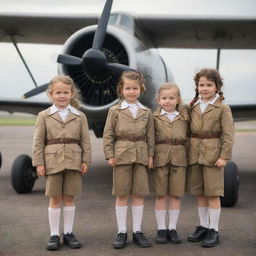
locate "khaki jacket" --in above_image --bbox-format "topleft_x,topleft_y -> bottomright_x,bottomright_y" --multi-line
153,107 -> 189,168
188,99 -> 234,166
103,101 -> 155,166
32,107 -> 92,175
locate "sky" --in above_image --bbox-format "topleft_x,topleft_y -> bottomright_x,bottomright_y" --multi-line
0,0 -> 256,104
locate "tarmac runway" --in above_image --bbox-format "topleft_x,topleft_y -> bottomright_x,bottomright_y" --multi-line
0,125 -> 256,256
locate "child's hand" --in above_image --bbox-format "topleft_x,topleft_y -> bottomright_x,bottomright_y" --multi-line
215,158 -> 227,168
148,156 -> 154,169
108,158 -> 116,167
37,165 -> 45,176
80,163 -> 89,174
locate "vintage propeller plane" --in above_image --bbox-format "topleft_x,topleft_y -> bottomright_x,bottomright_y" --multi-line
0,0 -> 256,207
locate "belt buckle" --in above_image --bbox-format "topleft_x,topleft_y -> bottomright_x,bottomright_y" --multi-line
59,137 -> 64,143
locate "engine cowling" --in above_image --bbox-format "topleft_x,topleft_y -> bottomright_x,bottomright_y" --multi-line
58,25 -> 173,137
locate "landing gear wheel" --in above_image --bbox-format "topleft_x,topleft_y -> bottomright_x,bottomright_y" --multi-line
11,154 -> 37,193
220,161 -> 239,207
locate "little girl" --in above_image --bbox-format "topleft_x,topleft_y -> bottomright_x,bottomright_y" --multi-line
186,68 -> 234,247
151,83 -> 188,244
103,71 -> 154,249
32,75 -> 91,250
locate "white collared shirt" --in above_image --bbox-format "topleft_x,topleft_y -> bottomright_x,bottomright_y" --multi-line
121,100 -> 146,118
50,104 -> 80,121
160,109 -> 179,121
195,95 -> 219,113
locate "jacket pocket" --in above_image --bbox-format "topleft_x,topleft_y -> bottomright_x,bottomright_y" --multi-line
44,149 -> 57,169
204,146 -> 221,165
73,148 -> 82,164
171,147 -> 187,167
115,147 -> 131,163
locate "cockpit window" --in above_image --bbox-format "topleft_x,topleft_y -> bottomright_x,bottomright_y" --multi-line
109,13 -> 134,34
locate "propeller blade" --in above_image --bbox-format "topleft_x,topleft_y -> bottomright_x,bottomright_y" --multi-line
57,54 -> 83,65
107,63 -> 135,75
92,0 -> 113,50
23,83 -> 49,99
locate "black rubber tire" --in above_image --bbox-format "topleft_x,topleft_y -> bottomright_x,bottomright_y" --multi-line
0,152 -> 2,169
11,154 -> 37,193
220,161 -> 239,207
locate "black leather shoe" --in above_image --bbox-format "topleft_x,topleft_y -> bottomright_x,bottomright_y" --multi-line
47,235 -> 60,250
168,229 -> 182,244
188,226 -> 209,242
63,233 -> 82,249
133,231 -> 152,248
113,232 -> 127,249
156,229 -> 168,244
201,229 -> 219,247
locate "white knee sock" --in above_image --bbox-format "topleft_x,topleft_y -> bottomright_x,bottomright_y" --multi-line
155,209 -> 166,230
132,205 -> 144,233
48,207 -> 61,236
198,207 -> 209,228
115,205 -> 128,233
168,209 -> 180,230
63,206 -> 75,234
209,208 -> 221,231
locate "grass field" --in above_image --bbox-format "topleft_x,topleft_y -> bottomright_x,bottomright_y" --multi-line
0,116 -> 256,132
0,117 -> 36,126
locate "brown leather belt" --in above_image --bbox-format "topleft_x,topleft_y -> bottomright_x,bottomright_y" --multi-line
115,136 -> 146,142
46,138 -> 80,145
156,139 -> 186,145
191,133 -> 220,139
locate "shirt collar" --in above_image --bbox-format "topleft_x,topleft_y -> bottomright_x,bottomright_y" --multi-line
120,100 -> 146,110
50,104 -> 80,115
195,94 -> 219,106
160,108 -> 179,116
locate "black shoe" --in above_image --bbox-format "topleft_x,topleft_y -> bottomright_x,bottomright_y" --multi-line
47,235 -> 60,250
156,229 -> 168,244
63,233 -> 82,249
187,226 -> 209,242
201,229 -> 219,247
133,231 -> 152,248
168,229 -> 182,244
113,232 -> 127,249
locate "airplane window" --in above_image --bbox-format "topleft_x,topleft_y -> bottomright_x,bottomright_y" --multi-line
109,14 -> 119,25
119,15 -> 134,30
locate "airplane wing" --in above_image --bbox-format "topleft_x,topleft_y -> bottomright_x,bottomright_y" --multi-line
0,98 -> 50,115
1,12 -> 256,49
229,104 -> 256,121
135,14 -> 256,49
0,13 -> 98,44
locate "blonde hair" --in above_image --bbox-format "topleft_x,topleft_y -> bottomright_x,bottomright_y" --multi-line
47,75 -> 81,109
116,71 -> 146,98
157,82 -> 188,120
157,82 -> 181,109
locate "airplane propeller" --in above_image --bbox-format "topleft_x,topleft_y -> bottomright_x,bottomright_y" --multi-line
23,83 -> 49,99
23,0 -> 133,99
57,0 -> 133,75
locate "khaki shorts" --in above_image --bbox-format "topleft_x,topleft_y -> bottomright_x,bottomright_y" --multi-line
45,169 -> 82,197
112,164 -> 150,196
151,165 -> 186,197
186,164 -> 224,196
